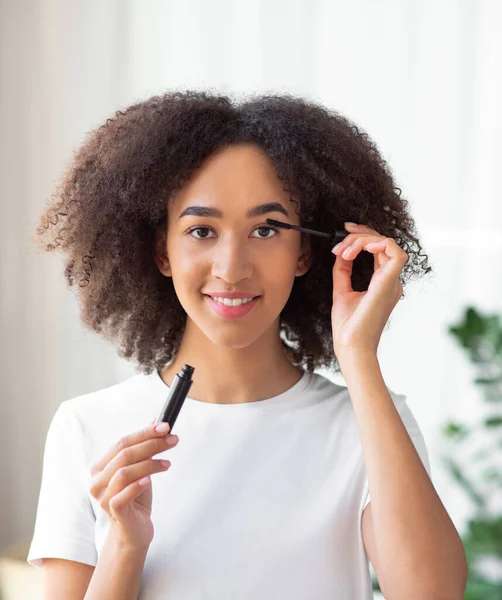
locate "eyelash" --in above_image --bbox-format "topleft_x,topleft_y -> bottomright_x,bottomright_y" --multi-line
186,225 -> 280,240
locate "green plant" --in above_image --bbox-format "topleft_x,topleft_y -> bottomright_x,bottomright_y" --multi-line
443,306 -> 502,598
371,306 -> 502,598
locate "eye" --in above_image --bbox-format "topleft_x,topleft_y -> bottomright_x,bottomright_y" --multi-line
251,226 -> 279,239
186,225 -> 279,240
187,226 -> 215,240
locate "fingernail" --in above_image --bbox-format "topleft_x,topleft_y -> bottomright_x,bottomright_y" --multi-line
345,222 -> 358,227
332,242 -> 343,252
155,422 -> 170,433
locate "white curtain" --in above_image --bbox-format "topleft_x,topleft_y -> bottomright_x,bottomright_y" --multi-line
1,0 -> 501,557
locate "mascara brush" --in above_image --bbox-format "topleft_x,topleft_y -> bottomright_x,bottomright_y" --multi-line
265,218 -> 349,247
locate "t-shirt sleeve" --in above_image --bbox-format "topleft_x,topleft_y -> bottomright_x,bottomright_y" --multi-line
27,401 -> 98,568
360,392 -> 432,513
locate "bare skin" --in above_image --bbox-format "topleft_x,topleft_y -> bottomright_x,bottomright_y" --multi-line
89,421 -> 178,549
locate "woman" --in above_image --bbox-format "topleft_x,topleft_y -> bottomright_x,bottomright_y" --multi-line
27,91 -> 467,599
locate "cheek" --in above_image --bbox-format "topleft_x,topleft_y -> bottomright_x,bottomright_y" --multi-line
168,244 -> 203,275
167,248 -> 205,303
276,256 -> 298,281
272,242 -> 301,271
258,250 -> 300,297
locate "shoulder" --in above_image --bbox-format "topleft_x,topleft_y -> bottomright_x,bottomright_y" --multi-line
308,369 -> 406,404
52,372 -> 160,456
315,370 -> 407,404
61,372 -> 155,419
307,370 -> 409,429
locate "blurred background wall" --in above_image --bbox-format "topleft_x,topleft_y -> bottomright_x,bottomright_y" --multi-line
1,0 -> 501,576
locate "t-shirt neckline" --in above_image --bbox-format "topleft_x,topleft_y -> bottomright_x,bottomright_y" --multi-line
146,367 -> 314,414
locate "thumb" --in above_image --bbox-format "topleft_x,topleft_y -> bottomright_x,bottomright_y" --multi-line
332,253 -> 353,297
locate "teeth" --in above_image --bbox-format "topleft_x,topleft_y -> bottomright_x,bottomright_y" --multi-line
211,296 -> 256,306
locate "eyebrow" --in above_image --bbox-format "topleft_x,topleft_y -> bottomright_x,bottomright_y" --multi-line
178,202 -> 289,220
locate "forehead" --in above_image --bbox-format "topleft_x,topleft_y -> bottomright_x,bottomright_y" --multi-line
169,143 -> 289,209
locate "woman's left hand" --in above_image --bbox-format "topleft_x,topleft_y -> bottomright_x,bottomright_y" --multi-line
331,222 -> 409,356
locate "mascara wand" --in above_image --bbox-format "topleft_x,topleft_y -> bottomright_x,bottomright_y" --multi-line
265,218 -> 349,247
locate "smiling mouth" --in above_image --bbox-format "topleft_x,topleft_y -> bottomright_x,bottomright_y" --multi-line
203,294 -> 261,306
203,294 -> 261,319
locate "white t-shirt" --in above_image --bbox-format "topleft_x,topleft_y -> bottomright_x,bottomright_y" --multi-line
28,368 -> 432,599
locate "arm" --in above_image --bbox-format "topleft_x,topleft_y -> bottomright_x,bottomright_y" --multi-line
338,349 -> 468,600
84,531 -> 149,600
42,559 -> 94,599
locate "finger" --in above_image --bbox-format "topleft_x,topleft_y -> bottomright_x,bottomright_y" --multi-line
364,239 -> 392,270
332,244 -> 355,295
366,238 -> 408,276
91,434 -> 178,500
90,422 -> 170,476
106,457 -> 171,500
332,234 -> 388,297
333,234 -> 385,260
109,477 -> 152,513
106,458 -> 171,513
332,232 -> 379,256
104,434 -> 178,481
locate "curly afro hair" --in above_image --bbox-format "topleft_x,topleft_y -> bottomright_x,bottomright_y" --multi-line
33,90 -> 432,375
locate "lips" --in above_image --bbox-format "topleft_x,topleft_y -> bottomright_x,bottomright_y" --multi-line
204,294 -> 260,319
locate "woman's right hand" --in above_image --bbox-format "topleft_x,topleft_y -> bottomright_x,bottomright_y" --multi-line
89,420 -> 179,550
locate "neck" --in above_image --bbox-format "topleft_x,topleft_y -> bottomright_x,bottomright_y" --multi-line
159,319 -> 303,404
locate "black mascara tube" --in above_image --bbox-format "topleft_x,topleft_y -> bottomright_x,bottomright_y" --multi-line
155,364 -> 195,433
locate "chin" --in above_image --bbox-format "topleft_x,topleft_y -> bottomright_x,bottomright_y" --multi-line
199,327 -> 265,350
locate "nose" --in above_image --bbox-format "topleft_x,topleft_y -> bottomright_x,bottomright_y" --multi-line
210,235 -> 254,283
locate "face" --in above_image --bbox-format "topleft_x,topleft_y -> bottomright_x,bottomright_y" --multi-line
155,143 -> 312,350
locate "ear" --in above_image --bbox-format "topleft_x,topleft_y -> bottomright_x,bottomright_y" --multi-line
153,227 -> 172,277
295,237 -> 312,277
